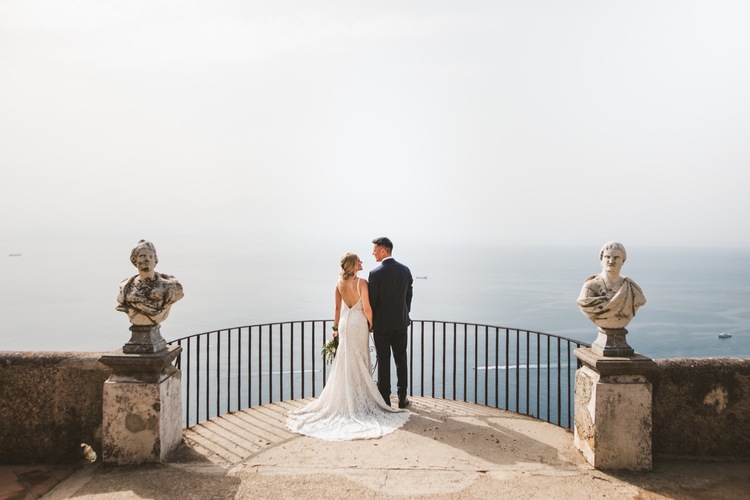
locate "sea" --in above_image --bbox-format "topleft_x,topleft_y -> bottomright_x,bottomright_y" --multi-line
2,238 -> 749,360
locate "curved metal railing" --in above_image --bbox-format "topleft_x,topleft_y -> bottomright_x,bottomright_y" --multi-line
169,320 -> 589,429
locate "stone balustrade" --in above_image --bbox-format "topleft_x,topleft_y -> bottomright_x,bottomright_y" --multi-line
2,351 -> 748,465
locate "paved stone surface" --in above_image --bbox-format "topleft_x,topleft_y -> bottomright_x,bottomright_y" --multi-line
2,398 -> 748,499
0,464 -> 81,500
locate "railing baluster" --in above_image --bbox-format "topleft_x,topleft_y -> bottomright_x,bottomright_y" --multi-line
196,335 -> 201,424
504,328 -> 509,410
314,322 -> 319,395
322,321 -> 327,388
546,335 -> 551,424
536,333 -> 540,419
473,325 -> 478,405
299,322 -> 304,399
463,324 -> 468,402
515,329 -> 520,413
183,339 -> 190,427
452,323 -> 457,400
441,322 -> 446,399
567,340 -> 572,429
257,325 -> 262,406
247,326 -> 253,408
494,327 -> 499,409
204,334 -> 209,422
216,331 -> 221,418
431,321 -> 436,399
557,337 -> 562,426
236,328 -> 241,412
269,325 -> 274,404
280,323 -> 285,403
482,326 -> 488,405
228,329 -> 233,413
419,321 -> 424,398
525,330 -> 530,416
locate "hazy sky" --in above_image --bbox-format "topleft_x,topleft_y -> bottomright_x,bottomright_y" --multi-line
2,1 -> 749,248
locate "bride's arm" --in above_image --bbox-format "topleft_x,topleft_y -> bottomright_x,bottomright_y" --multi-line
360,279 -> 374,330
333,282 -> 342,337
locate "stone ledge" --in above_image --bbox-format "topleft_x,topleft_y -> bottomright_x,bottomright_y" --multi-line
99,345 -> 181,383
574,347 -> 658,377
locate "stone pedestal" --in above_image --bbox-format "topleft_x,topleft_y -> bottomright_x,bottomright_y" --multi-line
573,347 -> 657,471
99,345 -> 182,465
591,327 -> 634,357
124,324 -> 168,354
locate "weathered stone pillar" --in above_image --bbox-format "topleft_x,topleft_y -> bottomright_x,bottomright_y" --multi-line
573,347 -> 657,471
99,345 -> 182,465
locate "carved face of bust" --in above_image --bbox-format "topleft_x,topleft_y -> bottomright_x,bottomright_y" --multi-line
600,248 -> 625,276
135,249 -> 157,275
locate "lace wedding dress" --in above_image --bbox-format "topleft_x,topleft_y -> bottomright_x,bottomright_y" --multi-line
286,280 -> 409,441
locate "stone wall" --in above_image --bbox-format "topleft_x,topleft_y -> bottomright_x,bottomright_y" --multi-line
652,358 -> 750,459
0,352 -> 111,464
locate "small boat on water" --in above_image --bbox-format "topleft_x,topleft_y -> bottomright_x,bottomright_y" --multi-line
415,276 -> 427,279
718,332 -> 732,339
9,254 -> 22,257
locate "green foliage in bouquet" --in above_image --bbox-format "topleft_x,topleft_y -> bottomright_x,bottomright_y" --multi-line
322,335 -> 339,364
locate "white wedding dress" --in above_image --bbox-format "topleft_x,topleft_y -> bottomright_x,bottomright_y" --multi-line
286,279 -> 409,441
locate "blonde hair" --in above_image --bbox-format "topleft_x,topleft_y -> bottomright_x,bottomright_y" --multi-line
340,253 -> 359,280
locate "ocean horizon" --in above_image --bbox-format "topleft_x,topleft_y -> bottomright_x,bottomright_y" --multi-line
1,238 -> 748,360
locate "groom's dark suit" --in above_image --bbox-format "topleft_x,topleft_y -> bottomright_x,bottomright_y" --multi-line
368,257 -> 413,406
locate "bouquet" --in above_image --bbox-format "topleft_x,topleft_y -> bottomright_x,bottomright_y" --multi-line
322,335 -> 339,364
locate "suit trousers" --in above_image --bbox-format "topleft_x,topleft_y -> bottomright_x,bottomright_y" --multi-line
374,328 -> 408,405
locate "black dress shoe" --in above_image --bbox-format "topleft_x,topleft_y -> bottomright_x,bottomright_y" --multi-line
398,396 -> 410,409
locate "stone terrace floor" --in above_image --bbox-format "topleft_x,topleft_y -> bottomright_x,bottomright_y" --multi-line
3,397 -> 749,499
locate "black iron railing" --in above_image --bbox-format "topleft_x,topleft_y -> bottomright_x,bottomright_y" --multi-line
170,320 -> 589,429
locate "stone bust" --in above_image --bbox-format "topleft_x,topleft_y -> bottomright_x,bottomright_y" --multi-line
116,240 -> 184,326
577,241 -> 646,330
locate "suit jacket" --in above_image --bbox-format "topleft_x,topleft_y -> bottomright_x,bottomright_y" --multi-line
368,258 -> 413,332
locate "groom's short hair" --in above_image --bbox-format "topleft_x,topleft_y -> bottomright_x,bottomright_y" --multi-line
372,237 -> 393,251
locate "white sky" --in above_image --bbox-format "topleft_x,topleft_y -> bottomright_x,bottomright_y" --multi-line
2,0 -> 749,248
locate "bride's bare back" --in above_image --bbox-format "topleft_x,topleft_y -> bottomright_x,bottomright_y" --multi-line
339,277 -> 362,307
337,277 -> 373,327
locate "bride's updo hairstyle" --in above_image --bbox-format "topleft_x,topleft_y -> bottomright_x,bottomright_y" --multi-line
340,253 -> 359,280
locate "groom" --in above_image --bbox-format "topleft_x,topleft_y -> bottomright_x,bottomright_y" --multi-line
368,237 -> 413,409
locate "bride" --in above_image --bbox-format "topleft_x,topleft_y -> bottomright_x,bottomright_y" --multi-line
286,252 -> 409,440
